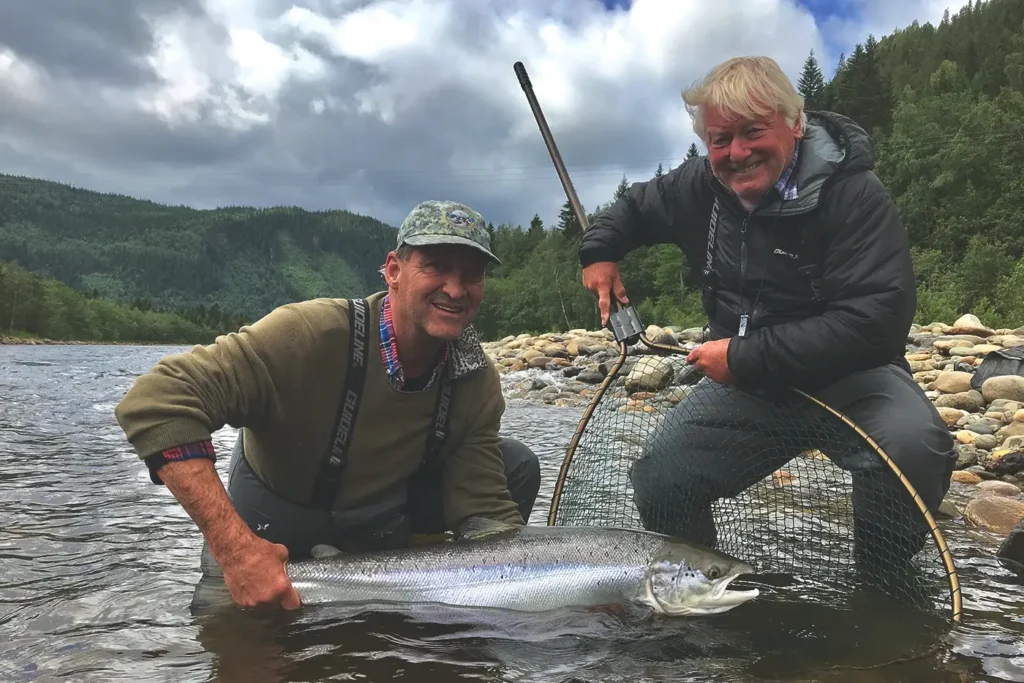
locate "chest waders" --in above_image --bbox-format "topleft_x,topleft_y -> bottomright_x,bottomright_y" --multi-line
224,298 -> 455,558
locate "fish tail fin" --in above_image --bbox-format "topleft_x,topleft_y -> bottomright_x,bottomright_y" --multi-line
187,543 -> 236,615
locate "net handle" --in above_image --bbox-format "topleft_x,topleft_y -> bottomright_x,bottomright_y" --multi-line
548,336 -> 962,624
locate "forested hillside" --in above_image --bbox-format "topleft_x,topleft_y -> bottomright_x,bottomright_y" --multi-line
475,0 -> 1024,340
2,0 -> 1022,344
0,173 -> 396,334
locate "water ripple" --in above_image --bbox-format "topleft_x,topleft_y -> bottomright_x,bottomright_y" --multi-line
1,344 -> 1021,682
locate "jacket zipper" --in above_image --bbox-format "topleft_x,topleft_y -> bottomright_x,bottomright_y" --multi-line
737,216 -> 750,336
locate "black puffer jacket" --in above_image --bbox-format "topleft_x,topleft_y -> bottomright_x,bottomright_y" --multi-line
579,111 -> 916,391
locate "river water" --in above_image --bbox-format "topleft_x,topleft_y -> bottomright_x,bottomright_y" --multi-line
2,343 -> 1022,682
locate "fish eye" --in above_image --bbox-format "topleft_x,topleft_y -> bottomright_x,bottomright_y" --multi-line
706,566 -> 722,580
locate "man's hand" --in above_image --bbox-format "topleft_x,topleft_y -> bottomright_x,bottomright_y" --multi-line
687,338 -> 737,384
212,533 -> 301,610
581,261 -> 629,327
157,457 -> 301,610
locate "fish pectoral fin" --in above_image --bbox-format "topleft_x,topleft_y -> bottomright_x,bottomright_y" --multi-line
310,544 -> 344,559
455,516 -> 519,541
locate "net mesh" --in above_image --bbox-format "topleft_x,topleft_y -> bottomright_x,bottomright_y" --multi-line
548,340 -> 961,623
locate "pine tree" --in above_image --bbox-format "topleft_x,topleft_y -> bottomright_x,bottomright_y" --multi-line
557,200 -> 583,240
685,143 -> 700,159
797,49 -> 827,110
655,162 -> 664,177
526,213 -> 545,250
613,174 -> 629,201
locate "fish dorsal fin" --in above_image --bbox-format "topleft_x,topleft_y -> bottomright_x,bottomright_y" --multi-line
310,544 -> 344,559
457,516 -> 518,541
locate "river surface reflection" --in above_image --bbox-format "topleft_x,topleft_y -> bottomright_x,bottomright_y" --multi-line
1,344 -> 1022,682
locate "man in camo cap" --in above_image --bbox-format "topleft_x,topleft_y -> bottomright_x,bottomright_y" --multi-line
396,199 -> 501,264
115,198 -> 540,613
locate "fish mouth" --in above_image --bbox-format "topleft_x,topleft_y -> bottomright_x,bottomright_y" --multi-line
653,574 -> 760,617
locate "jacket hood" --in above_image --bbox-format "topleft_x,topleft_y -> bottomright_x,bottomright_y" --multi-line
771,110 -> 875,215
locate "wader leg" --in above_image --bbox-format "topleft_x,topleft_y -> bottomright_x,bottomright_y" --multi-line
499,437 -> 542,524
810,364 -> 956,575
629,379 -> 801,548
409,436 -> 542,534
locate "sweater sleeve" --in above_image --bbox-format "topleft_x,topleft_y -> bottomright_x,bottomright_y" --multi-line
442,367 -> 524,530
114,301 -> 329,461
726,171 -> 916,389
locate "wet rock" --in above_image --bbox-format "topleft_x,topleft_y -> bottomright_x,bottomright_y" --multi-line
967,465 -> 999,480
963,495 -> 1024,535
955,444 -> 981,469
1001,335 -> 1024,348
934,392 -> 983,412
974,434 -> 1000,451
986,450 -> 1024,476
997,521 -> 1024,575
982,376 -> 1024,403
576,370 -> 604,385
950,313 -> 995,337
933,371 -> 974,394
965,418 -> 1003,435
625,357 -> 674,393
998,423 -> 1024,442
976,480 -> 1022,497
936,407 -> 965,427
956,430 -> 978,446
951,470 -> 982,484
542,344 -> 569,359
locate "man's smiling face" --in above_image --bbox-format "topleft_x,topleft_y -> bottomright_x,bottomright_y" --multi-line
703,105 -> 801,207
385,244 -> 487,343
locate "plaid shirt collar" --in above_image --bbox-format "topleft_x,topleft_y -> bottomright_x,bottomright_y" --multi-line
775,144 -> 800,201
379,294 -> 450,391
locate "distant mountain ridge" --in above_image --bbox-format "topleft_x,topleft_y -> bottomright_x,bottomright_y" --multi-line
0,173 -> 397,322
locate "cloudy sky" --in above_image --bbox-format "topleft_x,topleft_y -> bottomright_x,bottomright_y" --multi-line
0,0 -> 969,231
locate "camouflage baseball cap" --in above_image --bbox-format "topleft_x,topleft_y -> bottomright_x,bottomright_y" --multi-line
396,200 -> 500,265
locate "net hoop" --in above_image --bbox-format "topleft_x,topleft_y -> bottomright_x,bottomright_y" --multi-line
546,333 -> 963,625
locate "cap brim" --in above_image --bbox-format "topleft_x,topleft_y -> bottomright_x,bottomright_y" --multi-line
401,234 -> 501,265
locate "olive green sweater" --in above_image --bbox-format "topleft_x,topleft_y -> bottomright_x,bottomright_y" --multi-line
113,292 -> 524,529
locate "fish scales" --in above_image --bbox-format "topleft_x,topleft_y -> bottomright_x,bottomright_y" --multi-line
284,520 -> 759,615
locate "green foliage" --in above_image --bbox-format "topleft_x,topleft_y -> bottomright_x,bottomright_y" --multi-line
798,50 -> 828,110
0,174 -> 396,329
0,261 -> 223,343
5,0 -> 1024,344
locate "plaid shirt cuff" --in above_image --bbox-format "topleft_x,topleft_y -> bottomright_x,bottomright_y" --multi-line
144,439 -> 216,484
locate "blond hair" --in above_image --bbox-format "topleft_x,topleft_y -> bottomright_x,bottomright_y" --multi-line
682,56 -> 806,139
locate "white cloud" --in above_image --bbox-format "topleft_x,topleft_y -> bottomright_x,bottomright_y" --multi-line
0,47 -> 46,104
0,0 -> 958,230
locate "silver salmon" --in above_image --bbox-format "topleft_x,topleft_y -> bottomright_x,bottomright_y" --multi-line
286,518 -> 759,616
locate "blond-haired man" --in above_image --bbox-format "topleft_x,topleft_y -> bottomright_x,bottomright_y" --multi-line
579,57 -> 955,572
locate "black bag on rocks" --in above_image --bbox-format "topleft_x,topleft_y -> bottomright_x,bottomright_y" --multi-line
970,346 -> 1024,392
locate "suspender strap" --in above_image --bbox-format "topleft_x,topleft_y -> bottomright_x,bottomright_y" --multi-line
421,370 -> 454,469
310,298 -> 370,511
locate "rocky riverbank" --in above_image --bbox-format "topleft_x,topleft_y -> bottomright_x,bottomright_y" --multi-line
0,335 -> 167,346
483,314 -> 1024,558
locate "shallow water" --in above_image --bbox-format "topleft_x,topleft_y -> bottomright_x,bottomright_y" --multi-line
1,344 -> 1022,682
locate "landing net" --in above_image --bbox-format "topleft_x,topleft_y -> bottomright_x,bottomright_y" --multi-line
547,335 -> 962,624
